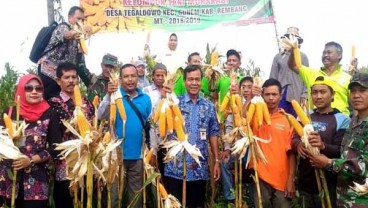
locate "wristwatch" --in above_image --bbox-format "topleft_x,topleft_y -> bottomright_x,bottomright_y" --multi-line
30,159 -> 35,167
325,161 -> 333,172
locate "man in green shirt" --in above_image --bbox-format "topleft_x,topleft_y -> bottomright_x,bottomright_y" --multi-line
289,41 -> 351,116
173,52 -> 210,97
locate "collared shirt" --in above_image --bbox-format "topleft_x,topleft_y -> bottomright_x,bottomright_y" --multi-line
270,51 -> 309,102
174,74 -> 210,97
48,91 -> 94,181
332,116 -> 368,207
299,65 -> 351,116
164,94 -> 220,181
97,88 -> 152,160
40,23 -> 80,80
143,84 -> 162,151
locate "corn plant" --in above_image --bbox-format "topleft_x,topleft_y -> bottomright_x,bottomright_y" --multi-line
0,63 -> 18,112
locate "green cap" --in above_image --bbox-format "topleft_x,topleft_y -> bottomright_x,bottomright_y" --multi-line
102,53 -> 118,67
348,72 -> 368,89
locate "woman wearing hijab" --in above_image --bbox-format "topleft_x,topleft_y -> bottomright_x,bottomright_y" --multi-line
0,74 -> 62,208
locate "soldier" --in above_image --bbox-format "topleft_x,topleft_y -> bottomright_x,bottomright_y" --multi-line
307,71 -> 368,207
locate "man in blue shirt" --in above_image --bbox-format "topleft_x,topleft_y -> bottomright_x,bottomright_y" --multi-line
97,63 -> 152,207
164,64 -> 220,208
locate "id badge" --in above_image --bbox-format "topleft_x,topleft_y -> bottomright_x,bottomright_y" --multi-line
200,128 -> 207,140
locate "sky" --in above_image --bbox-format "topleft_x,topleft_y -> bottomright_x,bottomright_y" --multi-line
1,0 -> 367,78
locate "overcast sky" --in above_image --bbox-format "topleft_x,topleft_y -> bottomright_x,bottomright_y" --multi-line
1,0 -> 367,77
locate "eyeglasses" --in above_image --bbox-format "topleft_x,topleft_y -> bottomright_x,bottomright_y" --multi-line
24,84 -> 44,93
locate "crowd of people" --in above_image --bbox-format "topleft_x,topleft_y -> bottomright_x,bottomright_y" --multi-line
0,5 -> 367,208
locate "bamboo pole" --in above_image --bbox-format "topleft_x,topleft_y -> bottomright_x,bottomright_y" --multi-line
11,96 -> 20,208
315,169 -> 325,208
319,169 -> 332,208
182,151 -> 187,208
239,158 -> 243,208
97,179 -> 102,208
234,159 -> 239,208
86,153 -> 94,208
118,121 -> 126,208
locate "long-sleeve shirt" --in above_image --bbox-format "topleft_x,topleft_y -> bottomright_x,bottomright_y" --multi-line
331,116 -> 368,207
270,51 -> 309,102
291,109 -> 350,194
0,109 -> 62,200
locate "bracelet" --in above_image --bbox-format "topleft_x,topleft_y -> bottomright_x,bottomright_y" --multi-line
215,158 -> 220,163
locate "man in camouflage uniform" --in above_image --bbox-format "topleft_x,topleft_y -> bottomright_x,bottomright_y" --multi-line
307,71 -> 368,207
87,53 -> 118,101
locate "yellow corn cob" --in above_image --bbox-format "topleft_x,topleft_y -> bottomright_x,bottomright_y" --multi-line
74,85 -> 83,107
145,149 -> 153,164
3,113 -> 14,138
291,100 -> 310,125
158,183 -> 168,199
210,52 -> 219,66
159,110 -> 166,137
77,111 -> 90,138
92,95 -> 99,108
115,98 -> 127,121
166,107 -> 174,133
233,113 -> 241,128
255,102 -> 263,126
153,99 -> 164,123
174,117 -> 186,141
252,113 -> 259,131
80,39 -> 88,55
293,47 -> 302,69
110,103 -> 116,126
235,95 -> 243,116
287,115 -> 303,137
241,117 -> 247,126
219,93 -> 230,112
102,132 -> 111,143
262,102 -> 271,125
171,105 -> 185,126
246,103 -> 256,122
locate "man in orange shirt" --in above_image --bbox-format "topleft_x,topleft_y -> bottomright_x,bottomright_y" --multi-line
254,78 -> 296,207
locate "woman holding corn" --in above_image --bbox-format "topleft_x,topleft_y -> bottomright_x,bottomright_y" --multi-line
0,74 -> 62,208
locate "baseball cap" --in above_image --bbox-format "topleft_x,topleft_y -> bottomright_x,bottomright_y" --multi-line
348,72 -> 368,89
135,60 -> 147,68
311,76 -> 334,91
281,26 -> 303,44
226,49 -> 241,60
102,53 -> 118,67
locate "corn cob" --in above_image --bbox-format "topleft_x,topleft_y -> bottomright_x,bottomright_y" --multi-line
77,110 -> 90,138
3,113 -> 14,138
115,98 -> 126,121
158,183 -> 168,199
80,39 -> 88,55
159,109 -> 166,138
74,85 -> 83,107
145,148 -> 153,164
235,95 -> 243,116
291,100 -> 310,125
219,93 -> 230,112
262,102 -> 271,125
110,103 -> 116,126
92,95 -> 99,107
153,99 -> 164,123
255,102 -> 263,126
287,115 -> 303,137
293,47 -> 302,69
171,105 -> 185,126
210,52 -> 219,66
174,117 -> 185,141
252,113 -> 259,131
246,103 -> 255,122
166,107 -> 174,133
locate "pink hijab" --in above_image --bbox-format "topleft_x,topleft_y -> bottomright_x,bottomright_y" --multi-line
15,74 -> 49,122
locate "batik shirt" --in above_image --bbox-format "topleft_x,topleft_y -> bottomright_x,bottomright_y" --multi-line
332,116 -> 368,207
0,109 -> 61,200
164,94 -> 220,181
40,23 -> 80,80
48,91 -> 94,181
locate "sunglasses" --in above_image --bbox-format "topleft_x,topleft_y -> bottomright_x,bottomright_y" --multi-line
24,84 -> 44,93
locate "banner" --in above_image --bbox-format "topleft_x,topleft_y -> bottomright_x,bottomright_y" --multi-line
81,0 -> 274,32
